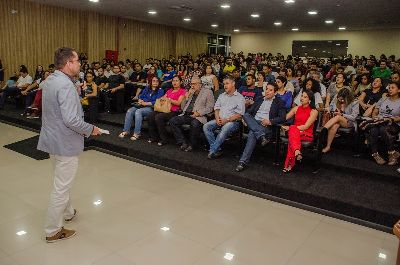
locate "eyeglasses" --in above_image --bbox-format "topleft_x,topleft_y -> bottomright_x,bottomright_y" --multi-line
69,59 -> 81,64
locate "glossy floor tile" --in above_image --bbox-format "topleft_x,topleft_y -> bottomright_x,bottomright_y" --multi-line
0,122 -> 397,265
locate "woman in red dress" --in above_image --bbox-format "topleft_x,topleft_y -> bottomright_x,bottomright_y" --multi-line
282,90 -> 319,173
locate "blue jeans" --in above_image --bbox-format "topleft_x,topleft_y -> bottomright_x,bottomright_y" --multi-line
203,119 -> 240,154
240,113 -> 272,164
122,106 -> 153,134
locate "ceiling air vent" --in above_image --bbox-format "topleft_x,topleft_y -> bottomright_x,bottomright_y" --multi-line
169,5 -> 195,12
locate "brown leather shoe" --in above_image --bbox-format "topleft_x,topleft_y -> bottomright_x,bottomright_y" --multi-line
46,227 -> 76,243
372,153 -> 386,165
388,151 -> 400,166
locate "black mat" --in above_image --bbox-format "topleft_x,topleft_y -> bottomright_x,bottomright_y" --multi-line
4,135 -> 49,160
1,104 -> 399,232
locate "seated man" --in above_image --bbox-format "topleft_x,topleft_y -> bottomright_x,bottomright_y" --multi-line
100,65 -> 125,113
0,67 -> 32,109
160,63 -> 176,90
236,83 -> 286,171
169,77 -> 215,152
94,67 -> 108,91
238,74 -> 263,110
203,75 -> 245,159
126,63 -> 147,98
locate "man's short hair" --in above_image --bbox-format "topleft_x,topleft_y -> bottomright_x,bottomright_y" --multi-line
267,82 -> 279,92
246,74 -> 255,80
191,77 -> 201,84
54,47 -> 76,70
223,75 -> 236,83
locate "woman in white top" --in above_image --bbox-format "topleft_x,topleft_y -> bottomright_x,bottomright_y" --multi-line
293,78 -> 324,111
200,65 -> 219,92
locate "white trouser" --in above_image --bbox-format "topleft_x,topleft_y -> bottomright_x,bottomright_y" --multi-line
45,155 -> 78,237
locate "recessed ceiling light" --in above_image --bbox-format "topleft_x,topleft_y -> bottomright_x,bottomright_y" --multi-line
338,26 -> 346,30
250,13 -> 260,18
336,43 -> 341,46
325,20 -> 334,24
308,10 -> 318,15
16,230 -> 27,236
183,17 -> 191,22
160,227 -> 170,231
220,4 -> 230,8
89,0 -> 99,2
233,29 -> 240,32
211,24 -> 218,28
148,10 -> 157,15
274,22 -> 282,26
284,0 -> 295,3
292,28 -> 299,31
224,253 -> 235,261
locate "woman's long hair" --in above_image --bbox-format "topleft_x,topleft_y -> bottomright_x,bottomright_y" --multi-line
336,88 -> 354,107
303,89 -> 316,110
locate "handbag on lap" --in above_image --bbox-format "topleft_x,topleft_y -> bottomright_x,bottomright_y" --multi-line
154,98 -> 171,113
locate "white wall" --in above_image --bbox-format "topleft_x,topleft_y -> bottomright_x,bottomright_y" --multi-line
231,30 -> 400,57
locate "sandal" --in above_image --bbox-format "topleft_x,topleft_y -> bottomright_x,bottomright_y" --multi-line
283,167 -> 292,173
118,132 -> 129,138
130,134 -> 140,141
295,151 -> 302,162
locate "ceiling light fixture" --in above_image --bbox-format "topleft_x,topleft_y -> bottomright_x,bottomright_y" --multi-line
325,20 -> 334,24
233,29 -> 240,32
274,22 -> 282,26
183,17 -> 191,22
336,43 -> 341,46
148,10 -> 157,15
211,24 -> 218,28
284,0 -> 295,3
308,10 -> 318,15
250,13 -> 260,18
338,26 -> 346,30
160,227 -> 170,231
292,28 -> 299,31
93,200 -> 103,206
220,4 -> 230,8
89,0 -> 99,2
379,253 -> 387,259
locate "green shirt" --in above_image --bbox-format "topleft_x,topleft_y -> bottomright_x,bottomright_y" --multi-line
372,67 -> 392,79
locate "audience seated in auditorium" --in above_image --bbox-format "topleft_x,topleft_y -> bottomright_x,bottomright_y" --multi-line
100,65 -> 125,113
353,74 -> 371,97
282,90 -> 318,173
25,70 -> 50,119
238,74 -> 263,109
361,81 -> 400,165
94,67 -> 108,90
200,65 -> 219,92
222,58 -> 236,75
160,63 -> 177,90
358,77 -> 386,116
147,75 -> 186,146
0,67 -> 32,109
372,60 -> 392,80
236,83 -> 286,172
169,77 -> 215,152
275,76 -> 293,111
203,76 -> 245,159
119,76 -> 164,141
293,78 -> 323,111
321,88 -> 359,153
325,73 -> 350,109
80,72 -> 98,106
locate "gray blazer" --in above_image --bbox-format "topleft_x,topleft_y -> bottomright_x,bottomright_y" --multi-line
37,70 -> 94,156
181,87 -> 215,124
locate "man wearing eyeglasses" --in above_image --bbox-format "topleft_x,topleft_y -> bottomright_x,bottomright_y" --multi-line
169,77 -> 214,152
38,47 -> 101,243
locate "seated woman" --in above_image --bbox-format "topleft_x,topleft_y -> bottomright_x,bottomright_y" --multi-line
293,78 -> 324,111
282,90 -> 318,173
25,71 -> 51,119
321,88 -> 359,153
358,77 -> 386,116
80,72 -> 98,122
147,75 -> 186,145
119,76 -> 164,140
255,71 -> 267,94
200,65 -> 219,92
325,73 -> 350,109
287,66 -> 301,96
353,73 -> 371,97
275,76 -> 293,111
365,81 -> 400,165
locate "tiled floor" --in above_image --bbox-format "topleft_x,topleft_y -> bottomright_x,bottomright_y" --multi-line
0,122 -> 397,265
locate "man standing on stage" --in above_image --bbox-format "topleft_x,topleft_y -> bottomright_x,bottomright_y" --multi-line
38,47 -> 101,243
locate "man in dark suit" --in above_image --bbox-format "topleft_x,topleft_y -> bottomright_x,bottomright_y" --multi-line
236,82 -> 286,172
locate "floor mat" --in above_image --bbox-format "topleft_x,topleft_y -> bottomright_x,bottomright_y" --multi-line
4,135 -> 49,160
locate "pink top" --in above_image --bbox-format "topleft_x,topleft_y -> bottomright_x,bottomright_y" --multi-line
166,88 -> 186,112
